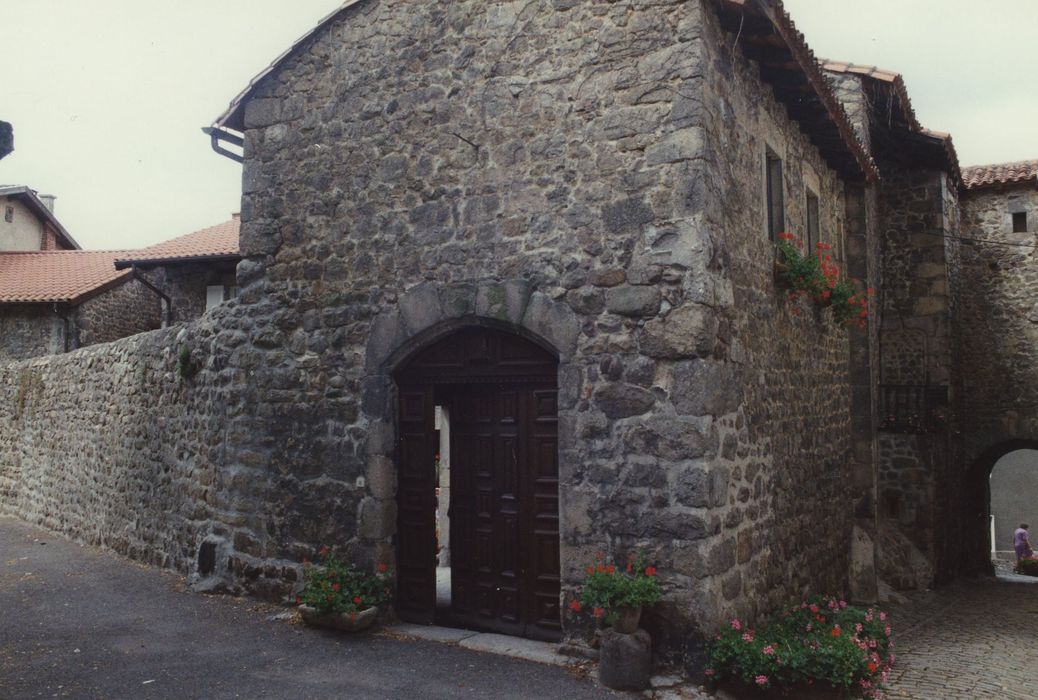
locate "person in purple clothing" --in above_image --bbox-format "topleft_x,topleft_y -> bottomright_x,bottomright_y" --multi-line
1014,524 -> 1034,562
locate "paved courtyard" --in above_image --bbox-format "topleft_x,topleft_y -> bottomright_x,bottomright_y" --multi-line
882,574 -> 1038,699
0,518 -> 610,700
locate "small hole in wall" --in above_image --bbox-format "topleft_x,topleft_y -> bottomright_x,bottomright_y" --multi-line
198,541 -> 217,576
883,492 -> 901,519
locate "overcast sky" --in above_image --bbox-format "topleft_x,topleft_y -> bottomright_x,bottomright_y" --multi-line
2,1 -> 1035,251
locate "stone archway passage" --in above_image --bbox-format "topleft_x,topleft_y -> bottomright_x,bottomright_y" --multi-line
394,326 -> 561,641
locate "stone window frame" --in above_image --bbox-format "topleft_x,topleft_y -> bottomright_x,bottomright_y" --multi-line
3,205 -> 13,223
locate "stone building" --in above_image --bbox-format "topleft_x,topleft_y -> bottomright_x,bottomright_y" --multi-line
0,188 -> 162,360
956,160 -> 1038,572
114,215 -> 242,323
3,0 -> 1038,663
0,250 -> 162,360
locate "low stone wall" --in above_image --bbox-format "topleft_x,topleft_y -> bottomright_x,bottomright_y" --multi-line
1,327 -> 200,567
0,314 -> 288,595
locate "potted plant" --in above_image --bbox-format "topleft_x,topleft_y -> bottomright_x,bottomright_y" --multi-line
569,553 -> 662,692
570,552 -> 661,632
297,546 -> 392,632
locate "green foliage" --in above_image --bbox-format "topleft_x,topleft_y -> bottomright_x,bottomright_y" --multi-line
569,552 -> 661,626
776,233 -> 872,330
706,595 -> 894,699
177,344 -> 200,381
1016,558 -> 1038,576
298,548 -> 393,616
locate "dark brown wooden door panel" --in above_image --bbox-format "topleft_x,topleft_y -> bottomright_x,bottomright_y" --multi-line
395,388 -> 436,623
395,327 -> 559,639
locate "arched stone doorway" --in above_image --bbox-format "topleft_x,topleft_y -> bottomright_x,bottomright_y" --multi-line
392,325 -> 561,641
989,448 -> 1038,562
963,439 -> 1038,574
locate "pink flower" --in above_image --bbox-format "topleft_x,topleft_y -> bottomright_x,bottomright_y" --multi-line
855,623 -> 863,633
763,645 -> 775,655
805,623 -> 812,632
704,669 -> 715,677
885,625 -> 892,637
839,600 -> 848,609
755,675 -> 769,687
742,632 -> 754,642
731,619 -> 741,630
809,604 -> 819,614
879,612 -> 886,621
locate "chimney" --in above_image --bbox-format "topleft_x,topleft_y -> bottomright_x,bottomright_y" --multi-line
38,194 -> 56,213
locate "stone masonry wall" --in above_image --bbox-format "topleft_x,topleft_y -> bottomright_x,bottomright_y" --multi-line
956,185 -> 1038,571
144,263 -> 238,324
696,5 -> 862,623
0,305 -> 65,360
874,165 -> 961,587
74,278 -> 163,348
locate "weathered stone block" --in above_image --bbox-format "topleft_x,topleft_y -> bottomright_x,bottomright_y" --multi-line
639,304 -> 717,359
605,285 -> 662,317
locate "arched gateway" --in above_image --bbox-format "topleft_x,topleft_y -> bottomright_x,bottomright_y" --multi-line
393,326 -> 561,641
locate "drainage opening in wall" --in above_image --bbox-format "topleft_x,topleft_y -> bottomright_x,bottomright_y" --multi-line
198,540 -> 217,576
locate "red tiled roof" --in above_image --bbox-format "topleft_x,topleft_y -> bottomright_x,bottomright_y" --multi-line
0,250 -> 132,304
962,159 -> 1038,190
115,217 -> 241,268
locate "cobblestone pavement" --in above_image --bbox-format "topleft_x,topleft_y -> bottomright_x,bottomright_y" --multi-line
882,575 -> 1038,699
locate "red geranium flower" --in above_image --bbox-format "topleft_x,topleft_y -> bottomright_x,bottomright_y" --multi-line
645,566 -> 657,577
568,599 -> 582,613
353,596 -> 363,605
377,563 -> 388,573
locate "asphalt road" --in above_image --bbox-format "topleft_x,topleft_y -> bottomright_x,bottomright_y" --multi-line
0,517 -> 610,700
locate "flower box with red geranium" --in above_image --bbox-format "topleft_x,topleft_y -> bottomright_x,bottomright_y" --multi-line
569,553 -> 661,633
775,233 -> 873,330
297,547 -> 393,633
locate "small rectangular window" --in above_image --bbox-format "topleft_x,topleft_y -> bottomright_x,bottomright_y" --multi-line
4,206 -> 13,223
205,285 -> 225,310
766,151 -> 784,240
806,192 -> 820,250
1012,212 -> 1027,233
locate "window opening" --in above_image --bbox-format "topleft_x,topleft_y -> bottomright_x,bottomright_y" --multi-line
766,150 -> 784,240
806,191 -> 820,250
4,206 -> 13,223
1012,211 -> 1027,233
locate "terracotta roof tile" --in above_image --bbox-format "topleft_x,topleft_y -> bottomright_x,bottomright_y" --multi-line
962,159 -> 1038,190
115,217 -> 241,267
0,250 -> 132,304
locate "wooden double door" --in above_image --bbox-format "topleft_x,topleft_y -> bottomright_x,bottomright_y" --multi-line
395,328 -> 561,641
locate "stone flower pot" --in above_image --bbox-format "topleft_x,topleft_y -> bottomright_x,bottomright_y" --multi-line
612,605 -> 642,634
298,604 -> 378,632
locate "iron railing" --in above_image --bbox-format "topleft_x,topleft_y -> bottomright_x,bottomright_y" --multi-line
879,384 -> 948,434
